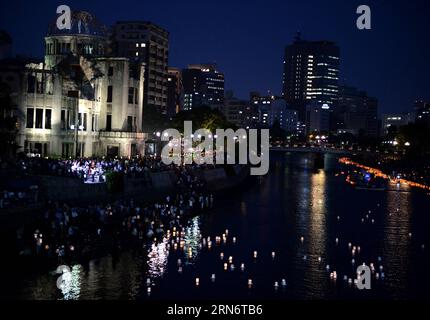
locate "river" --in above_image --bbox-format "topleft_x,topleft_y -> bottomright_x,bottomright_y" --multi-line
8,152 -> 430,300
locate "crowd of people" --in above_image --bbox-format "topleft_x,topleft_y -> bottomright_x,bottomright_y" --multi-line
13,157 -> 216,263
15,156 -> 174,183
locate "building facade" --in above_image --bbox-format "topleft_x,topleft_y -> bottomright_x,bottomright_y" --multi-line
166,67 -> 183,117
269,99 -> 298,133
0,11 -> 146,158
381,113 -> 414,136
337,85 -> 378,137
182,64 -> 224,110
306,102 -> 331,134
112,21 -> 169,115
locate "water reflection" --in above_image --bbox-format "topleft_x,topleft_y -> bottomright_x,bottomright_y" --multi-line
13,153 -> 430,300
183,217 -> 202,264
147,236 -> 170,279
60,265 -> 82,300
383,187 -> 412,298
305,170 -> 328,298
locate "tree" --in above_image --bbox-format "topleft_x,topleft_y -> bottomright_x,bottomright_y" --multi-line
397,122 -> 430,158
171,106 -> 234,132
0,82 -> 20,160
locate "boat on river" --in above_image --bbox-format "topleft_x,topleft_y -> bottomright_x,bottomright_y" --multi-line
348,170 -> 387,191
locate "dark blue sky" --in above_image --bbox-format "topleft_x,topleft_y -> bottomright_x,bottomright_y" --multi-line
1,0 -> 429,114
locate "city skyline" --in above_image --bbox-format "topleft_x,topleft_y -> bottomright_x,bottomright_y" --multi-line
1,0 -> 429,115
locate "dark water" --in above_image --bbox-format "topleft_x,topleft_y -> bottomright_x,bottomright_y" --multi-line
10,152 -> 430,300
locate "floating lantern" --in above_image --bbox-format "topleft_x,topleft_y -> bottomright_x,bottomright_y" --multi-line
281,279 -> 287,287
240,263 -> 245,271
195,278 -> 200,286
224,263 -> 228,271
211,274 -> 216,282
253,251 -> 258,259
271,251 -> 276,259
300,236 -> 304,243
228,256 -> 233,264
220,252 -> 224,260
248,279 -> 253,288
274,282 -> 279,289
233,237 -> 237,243
147,287 -> 152,295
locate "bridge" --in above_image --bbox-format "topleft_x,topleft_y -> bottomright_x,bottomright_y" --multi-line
269,145 -> 403,156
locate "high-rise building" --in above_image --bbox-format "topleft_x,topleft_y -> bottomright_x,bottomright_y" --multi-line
166,67 -> 183,117
282,33 -> 340,122
337,86 -> 378,137
182,64 -> 224,110
250,92 -> 275,127
112,21 -> 169,114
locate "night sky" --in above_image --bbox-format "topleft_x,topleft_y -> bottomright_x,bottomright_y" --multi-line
1,0 -> 429,114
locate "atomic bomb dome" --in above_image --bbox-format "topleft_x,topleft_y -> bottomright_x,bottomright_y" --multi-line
47,11 -> 108,37
44,11 -> 109,68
